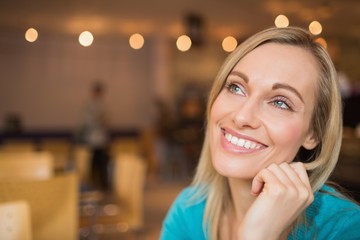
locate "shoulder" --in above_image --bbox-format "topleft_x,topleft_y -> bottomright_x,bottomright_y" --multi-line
160,185 -> 207,240
173,185 -> 205,206
164,185 -> 206,224
304,184 -> 360,239
313,184 -> 360,214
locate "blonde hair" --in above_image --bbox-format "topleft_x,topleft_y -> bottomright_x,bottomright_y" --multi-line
191,26 -> 343,239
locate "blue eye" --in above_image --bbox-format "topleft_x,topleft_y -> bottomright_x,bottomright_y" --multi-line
225,82 -> 245,96
272,98 -> 292,111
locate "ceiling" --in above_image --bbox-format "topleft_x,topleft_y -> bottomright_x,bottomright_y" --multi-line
0,0 -> 359,42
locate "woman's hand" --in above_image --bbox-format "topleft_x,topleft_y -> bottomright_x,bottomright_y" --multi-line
238,162 -> 314,240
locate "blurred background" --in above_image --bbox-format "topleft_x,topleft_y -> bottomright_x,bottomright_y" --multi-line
0,0 -> 359,239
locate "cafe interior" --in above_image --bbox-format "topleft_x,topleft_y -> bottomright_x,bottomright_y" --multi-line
0,0 -> 359,239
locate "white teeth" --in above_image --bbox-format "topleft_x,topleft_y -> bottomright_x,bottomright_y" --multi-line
244,141 -> 251,149
225,133 -> 261,150
237,138 -> 245,147
226,133 -> 232,141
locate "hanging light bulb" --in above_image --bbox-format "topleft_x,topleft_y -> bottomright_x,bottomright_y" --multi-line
25,28 -> 38,42
79,31 -> 94,47
129,33 -> 144,50
315,37 -> 327,48
176,35 -> 192,52
309,21 -> 322,35
222,36 -> 237,52
274,15 -> 289,28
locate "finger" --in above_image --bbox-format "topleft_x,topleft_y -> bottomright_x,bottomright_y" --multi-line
289,162 -> 312,190
289,162 -> 314,204
279,162 -> 310,194
267,163 -> 295,187
251,167 -> 281,196
268,163 -> 309,203
278,162 -> 305,186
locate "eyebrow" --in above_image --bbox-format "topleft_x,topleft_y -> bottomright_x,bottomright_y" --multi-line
228,71 -> 304,103
228,71 -> 249,83
272,83 -> 304,103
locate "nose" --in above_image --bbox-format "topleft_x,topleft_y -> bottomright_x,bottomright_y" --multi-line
233,98 -> 261,129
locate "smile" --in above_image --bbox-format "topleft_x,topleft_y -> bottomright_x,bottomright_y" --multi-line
224,132 -> 263,150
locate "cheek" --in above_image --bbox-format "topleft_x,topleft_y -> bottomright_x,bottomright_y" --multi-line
210,93 -> 238,123
209,103 -> 224,130
210,96 -> 225,119
269,120 -> 308,155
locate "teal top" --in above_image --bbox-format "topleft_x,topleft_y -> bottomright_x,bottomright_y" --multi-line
160,185 -> 360,239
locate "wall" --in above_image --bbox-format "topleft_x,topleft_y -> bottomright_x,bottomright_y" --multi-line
0,31 -> 157,131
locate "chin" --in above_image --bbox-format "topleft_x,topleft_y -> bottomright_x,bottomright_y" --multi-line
213,161 -> 256,180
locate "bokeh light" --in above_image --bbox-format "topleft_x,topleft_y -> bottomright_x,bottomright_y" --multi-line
79,31 -> 94,47
176,35 -> 192,52
275,15 -> 289,28
129,33 -> 145,50
315,37 -> 327,48
25,28 -> 38,42
222,36 -> 238,52
309,21 -> 322,35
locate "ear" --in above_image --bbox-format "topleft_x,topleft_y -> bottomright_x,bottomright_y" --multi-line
302,131 -> 318,150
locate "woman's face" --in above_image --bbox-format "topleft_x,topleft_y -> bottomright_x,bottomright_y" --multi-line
209,43 -> 319,179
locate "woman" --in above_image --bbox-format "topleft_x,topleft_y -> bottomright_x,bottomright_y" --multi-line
161,27 -> 360,239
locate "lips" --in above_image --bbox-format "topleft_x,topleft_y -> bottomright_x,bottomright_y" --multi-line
221,128 -> 267,151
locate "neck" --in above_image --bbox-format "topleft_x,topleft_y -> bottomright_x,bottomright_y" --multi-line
228,178 -> 256,220
220,178 -> 256,240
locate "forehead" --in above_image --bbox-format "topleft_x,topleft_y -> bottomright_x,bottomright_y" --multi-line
232,43 -> 320,88
237,43 -> 318,70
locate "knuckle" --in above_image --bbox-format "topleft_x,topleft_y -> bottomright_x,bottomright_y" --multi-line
292,161 -> 305,169
279,162 -> 289,167
271,185 -> 286,197
287,187 -> 297,198
298,189 -> 310,200
260,168 -> 271,177
267,163 -> 277,170
298,188 -> 314,203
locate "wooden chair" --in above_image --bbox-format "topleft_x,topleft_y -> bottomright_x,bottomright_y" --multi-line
87,153 -> 147,237
112,153 -> 147,230
73,145 -> 91,187
0,200 -> 32,240
0,172 -> 78,240
109,138 -> 142,158
0,151 -> 54,180
40,139 -> 71,171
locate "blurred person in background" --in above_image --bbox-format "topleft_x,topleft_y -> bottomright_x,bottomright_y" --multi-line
161,27 -> 360,239
174,94 -> 205,177
79,81 -> 110,192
